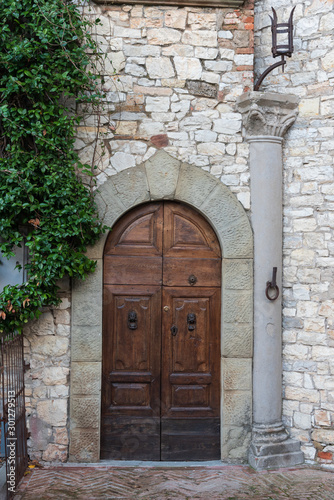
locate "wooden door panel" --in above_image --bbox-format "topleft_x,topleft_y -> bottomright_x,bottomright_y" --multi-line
101,285 -> 161,460
161,287 -> 220,418
103,285 -> 161,416
101,416 -> 160,461
163,202 -> 221,258
104,255 -> 162,285
163,257 -> 221,287
104,203 -> 163,256
161,418 -> 220,461
104,203 -> 163,286
161,286 -> 220,460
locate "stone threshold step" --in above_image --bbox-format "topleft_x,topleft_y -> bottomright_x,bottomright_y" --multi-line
51,460 -> 237,468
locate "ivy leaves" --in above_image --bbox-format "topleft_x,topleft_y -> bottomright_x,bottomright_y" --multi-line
0,0 -> 105,333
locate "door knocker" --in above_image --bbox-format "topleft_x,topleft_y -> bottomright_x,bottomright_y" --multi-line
127,310 -> 138,330
187,313 -> 196,331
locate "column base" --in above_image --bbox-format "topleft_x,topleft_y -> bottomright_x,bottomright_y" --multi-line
248,422 -> 304,470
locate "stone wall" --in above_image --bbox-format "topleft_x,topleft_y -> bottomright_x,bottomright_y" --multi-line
76,0 -> 254,209
24,0 -> 255,463
24,279 -> 71,463
23,0 -> 334,466
255,0 -> 334,464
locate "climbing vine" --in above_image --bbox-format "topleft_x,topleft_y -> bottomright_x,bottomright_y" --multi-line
0,0 -> 106,334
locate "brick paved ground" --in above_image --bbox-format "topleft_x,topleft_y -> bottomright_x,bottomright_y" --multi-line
13,464 -> 334,500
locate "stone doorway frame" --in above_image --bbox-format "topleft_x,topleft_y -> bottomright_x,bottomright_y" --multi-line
69,150 -> 253,462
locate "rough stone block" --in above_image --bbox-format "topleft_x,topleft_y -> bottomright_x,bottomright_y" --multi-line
222,358 -> 252,391
197,142 -> 225,155
200,184 -> 253,257
150,134 -> 169,148
223,390 -> 252,426
138,121 -> 165,138
285,387 -> 320,404
29,335 -> 69,357
53,427 -> 69,446
222,323 -> 253,358
56,324 -> 70,337
224,290 -> 253,324
175,162 -> 217,207
110,165 -> 150,209
165,10 -> 187,30
147,28 -> 181,45
145,150 -> 180,199
188,12 -> 216,30
221,218 -> 253,259
221,425 -> 251,461
36,399 -> 68,427
223,259 -> 253,290
115,121 -> 137,136
71,325 -> 102,362
180,114 -> 212,130
314,410 -> 331,427
195,47 -> 218,59
69,429 -> 100,462
162,44 -> 194,58
42,443 -> 67,462
186,80 -> 217,98
71,396 -> 100,429
146,56 -> 175,79
114,27 -> 142,39
28,415 -> 53,451
95,181 -> 126,227
174,57 -> 202,80
146,96 -> 170,113
84,234 -> 108,260
110,151 -> 136,171
29,311 -> 55,336
299,98 -> 320,117
311,429 -> 334,444
72,259 -> 103,294
182,30 -> 217,47
71,362 -> 102,395
71,291 -> 102,327
42,366 -> 70,386
204,60 -> 233,72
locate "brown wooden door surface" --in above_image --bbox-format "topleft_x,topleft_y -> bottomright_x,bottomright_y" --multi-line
101,201 -> 221,460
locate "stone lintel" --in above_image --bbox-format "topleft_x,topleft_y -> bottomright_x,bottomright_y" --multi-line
237,91 -> 299,138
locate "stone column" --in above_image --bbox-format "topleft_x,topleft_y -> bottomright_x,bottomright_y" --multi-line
237,92 -> 304,470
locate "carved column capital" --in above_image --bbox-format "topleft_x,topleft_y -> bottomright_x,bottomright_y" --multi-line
237,91 -> 299,138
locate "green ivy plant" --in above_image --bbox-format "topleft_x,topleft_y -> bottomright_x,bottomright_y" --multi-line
0,0 -> 106,334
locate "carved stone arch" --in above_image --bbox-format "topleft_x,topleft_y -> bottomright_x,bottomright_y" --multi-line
69,150 -> 254,463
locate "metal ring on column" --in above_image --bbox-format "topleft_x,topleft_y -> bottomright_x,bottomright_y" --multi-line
265,282 -> 279,301
265,267 -> 279,301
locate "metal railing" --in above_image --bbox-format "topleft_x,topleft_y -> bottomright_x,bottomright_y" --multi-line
0,332 -> 28,499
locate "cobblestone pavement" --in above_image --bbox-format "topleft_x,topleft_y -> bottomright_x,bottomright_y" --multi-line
14,464 -> 334,500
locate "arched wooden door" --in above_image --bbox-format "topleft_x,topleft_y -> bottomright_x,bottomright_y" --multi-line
101,201 -> 221,461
